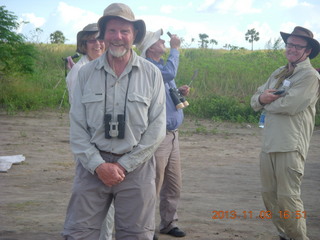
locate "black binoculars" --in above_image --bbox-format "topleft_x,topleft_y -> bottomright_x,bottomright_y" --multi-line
104,114 -> 125,139
169,88 -> 189,109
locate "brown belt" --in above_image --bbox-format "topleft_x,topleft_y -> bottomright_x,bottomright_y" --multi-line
99,151 -> 126,157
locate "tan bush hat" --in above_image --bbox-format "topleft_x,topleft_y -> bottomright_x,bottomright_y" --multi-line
280,26 -> 320,59
136,29 -> 163,58
97,3 -> 146,44
76,23 -> 99,54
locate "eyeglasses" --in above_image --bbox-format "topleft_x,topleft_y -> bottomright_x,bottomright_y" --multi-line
86,39 -> 103,44
285,43 -> 308,50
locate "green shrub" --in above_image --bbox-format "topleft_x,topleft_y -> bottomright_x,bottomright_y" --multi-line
0,43 -> 38,74
0,6 -> 38,75
0,44 -> 75,111
184,95 -> 258,123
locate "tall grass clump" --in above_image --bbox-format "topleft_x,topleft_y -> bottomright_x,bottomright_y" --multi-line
176,48 -> 287,98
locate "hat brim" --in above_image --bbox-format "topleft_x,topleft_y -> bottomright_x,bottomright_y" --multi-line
280,31 -> 320,59
97,16 -> 146,44
140,29 -> 163,58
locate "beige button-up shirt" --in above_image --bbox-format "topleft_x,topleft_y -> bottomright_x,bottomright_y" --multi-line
251,58 -> 320,159
70,51 -> 166,174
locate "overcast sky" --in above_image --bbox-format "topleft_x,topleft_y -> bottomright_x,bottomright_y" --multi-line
3,0 -> 320,50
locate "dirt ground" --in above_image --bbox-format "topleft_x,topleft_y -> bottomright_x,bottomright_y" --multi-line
0,110 -> 319,240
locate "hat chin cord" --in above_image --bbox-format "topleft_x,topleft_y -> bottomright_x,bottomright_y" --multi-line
289,49 -> 308,66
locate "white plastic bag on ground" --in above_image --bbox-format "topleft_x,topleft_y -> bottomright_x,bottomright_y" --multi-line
0,155 -> 25,172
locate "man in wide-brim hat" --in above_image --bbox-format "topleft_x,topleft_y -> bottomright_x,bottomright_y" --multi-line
280,26 -> 320,60
97,3 -> 146,44
251,26 -> 320,240
62,3 -> 166,240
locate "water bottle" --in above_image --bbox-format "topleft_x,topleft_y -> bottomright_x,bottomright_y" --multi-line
258,111 -> 265,128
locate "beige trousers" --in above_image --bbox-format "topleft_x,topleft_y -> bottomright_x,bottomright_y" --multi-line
63,153 -> 156,240
260,151 -> 309,240
154,130 -> 182,233
99,202 -> 114,240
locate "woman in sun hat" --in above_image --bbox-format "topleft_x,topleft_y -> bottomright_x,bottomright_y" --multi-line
66,23 -> 106,104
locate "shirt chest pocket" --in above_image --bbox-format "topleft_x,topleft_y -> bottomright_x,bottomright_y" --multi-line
127,93 -> 151,130
81,94 -> 104,127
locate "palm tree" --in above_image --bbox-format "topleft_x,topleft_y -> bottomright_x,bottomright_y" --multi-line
245,28 -> 260,51
210,39 -> 218,48
198,33 -> 209,48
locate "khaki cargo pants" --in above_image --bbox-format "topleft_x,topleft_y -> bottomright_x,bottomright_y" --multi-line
260,151 -> 309,240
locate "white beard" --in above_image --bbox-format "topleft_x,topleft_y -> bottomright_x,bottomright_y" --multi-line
109,48 -> 128,58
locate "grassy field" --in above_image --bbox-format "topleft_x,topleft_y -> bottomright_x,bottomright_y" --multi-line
1,44 -> 320,124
